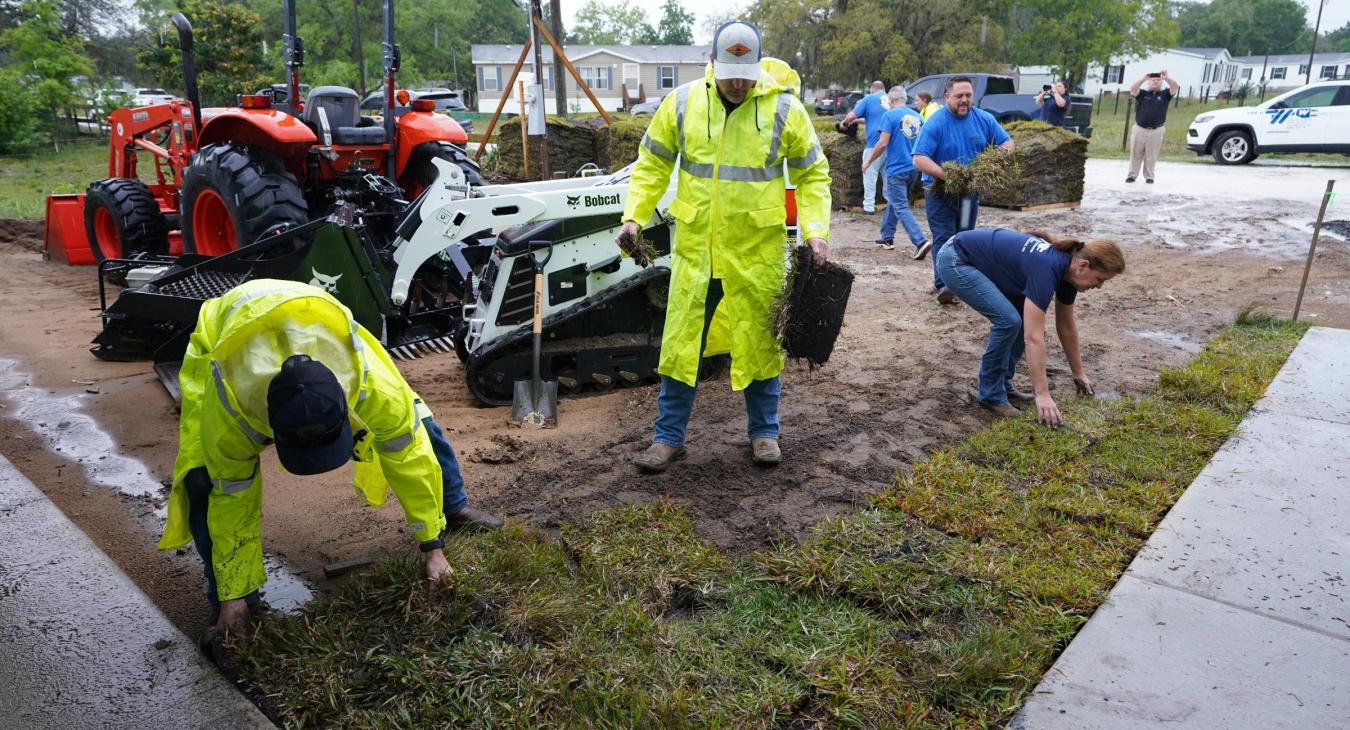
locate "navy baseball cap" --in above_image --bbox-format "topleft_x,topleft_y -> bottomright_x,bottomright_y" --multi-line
267,355 -> 353,475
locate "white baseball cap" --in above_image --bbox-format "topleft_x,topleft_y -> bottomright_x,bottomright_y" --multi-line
711,20 -> 762,81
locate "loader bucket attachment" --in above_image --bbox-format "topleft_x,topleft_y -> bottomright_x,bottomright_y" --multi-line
91,210 -> 462,401
45,194 -> 94,266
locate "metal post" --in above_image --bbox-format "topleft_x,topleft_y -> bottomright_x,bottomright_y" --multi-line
1293,180 -> 1335,321
518,80 -> 530,179
1121,97 -> 1132,151
529,0 -> 550,178
1113,91 -> 1120,115
1307,0 -> 1326,85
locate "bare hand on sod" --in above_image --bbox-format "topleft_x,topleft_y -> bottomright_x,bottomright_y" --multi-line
1035,393 -> 1064,427
615,220 -> 653,267
216,599 -> 249,638
424,548 -> 452,582
1073,373 -> 1095,396
806,238 -> 828,268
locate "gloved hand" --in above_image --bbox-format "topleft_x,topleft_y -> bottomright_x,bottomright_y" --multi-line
614,220 -> 652,267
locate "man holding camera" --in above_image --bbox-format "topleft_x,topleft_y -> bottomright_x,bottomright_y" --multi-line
1036,81 -> 1068,127
1127,69 -> 1179,184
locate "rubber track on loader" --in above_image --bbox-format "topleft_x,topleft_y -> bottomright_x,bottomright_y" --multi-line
464,266 -> 669,406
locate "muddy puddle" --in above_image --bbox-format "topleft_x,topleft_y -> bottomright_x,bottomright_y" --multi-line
0,358 -> 313,611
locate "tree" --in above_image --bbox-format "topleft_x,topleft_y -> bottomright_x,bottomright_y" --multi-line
1003,0 -> 1177,90
1,0 -> 93,147
136,0 -> 270,106
1323,21 -> 1350,52
653,0 -> 695,44
1175,0 -> 1308,55
570,0 -> 654,45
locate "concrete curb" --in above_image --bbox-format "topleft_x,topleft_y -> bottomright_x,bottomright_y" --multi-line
0,453 -> 273,729
1012,326 -> 1350,729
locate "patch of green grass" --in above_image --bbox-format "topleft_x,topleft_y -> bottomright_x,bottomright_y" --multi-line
0,139 -> 116,219
233,317 -> 1308,728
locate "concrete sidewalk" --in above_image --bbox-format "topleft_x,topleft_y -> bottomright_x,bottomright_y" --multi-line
1013,326 -> 1350,729
0,454 -> 272,729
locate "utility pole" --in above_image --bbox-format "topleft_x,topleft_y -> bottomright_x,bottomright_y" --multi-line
529,0 -> 550,178
550,0 -> 567,116
352,0 -> 365,95
1306,0 -> 1326,85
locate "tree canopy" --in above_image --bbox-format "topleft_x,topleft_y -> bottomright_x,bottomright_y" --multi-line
570,0 -> 695,45
1174,0 -> 1309,56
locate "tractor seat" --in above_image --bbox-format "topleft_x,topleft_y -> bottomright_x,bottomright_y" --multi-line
304,86 -> 387,145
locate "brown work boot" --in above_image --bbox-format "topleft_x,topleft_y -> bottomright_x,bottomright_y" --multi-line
980,401 -> 1021,418
1006,386 -> 1035,404
936,287 -> 957,305
445,506 -> 503,531
751,437 -> 781,466
635,443 -> 686,472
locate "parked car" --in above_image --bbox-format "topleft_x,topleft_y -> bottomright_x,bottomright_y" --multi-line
131,88 -> 176,107
361,89 -> 475,135
814,90 -> 844,115
630,98 -> 662,115
1186,80 -> 1350,165
905,73 -> 1094,137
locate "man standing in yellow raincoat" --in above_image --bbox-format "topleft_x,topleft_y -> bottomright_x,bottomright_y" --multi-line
157,279 -> 500,636
616,20 -> 831,472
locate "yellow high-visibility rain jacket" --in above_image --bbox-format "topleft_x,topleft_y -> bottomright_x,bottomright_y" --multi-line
158,279 -> 446,601
622,57 -> 831,389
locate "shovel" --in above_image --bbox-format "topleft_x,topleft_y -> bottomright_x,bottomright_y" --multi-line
511,242 -> 558,427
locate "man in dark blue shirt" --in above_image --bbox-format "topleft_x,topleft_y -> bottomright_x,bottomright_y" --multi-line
1127,69 -> 1179,183
912,76 -> 1014,304
1036,81 -> 1068,126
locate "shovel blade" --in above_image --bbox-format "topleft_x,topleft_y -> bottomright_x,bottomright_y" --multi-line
510,379 -> 559,428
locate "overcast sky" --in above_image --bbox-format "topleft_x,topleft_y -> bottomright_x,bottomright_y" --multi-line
555,0 -> 1349,47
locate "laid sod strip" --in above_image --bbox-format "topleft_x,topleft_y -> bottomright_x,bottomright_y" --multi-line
233,316 -> 1307,728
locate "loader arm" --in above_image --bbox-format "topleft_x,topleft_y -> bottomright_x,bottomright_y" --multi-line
390,158 -> 663,306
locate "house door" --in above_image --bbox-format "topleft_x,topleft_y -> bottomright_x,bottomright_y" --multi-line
623,63 -> 641,100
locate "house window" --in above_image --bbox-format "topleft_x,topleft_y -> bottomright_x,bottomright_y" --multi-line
1344,64 -> 1350,78
658,65 -> 677,90
1298,64 -> 1308,76
1203,63 -> 1211,82
1320,65 -> 1336,80
579,66 -> 612,91
479,66 -> 501,92
541,65 -> 553,91
1270,67 -> 1286,80
1241,68 -> 1252,80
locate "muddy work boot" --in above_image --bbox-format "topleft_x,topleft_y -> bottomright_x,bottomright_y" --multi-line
980,401 -> 1021,418
751,437 -> 781,466
445,506 -> 503,532
635,443 -> 686,472
936,287 -> 957,305
1005,386 -> 1035,404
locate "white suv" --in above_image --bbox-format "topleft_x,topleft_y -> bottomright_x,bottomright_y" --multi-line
1187,80 -> 1350,164
131,88 -> 176,107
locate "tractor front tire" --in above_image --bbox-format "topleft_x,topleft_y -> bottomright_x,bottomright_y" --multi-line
84,178 -> 169,263
181,142 -> 308,257
400,141 -> 485,198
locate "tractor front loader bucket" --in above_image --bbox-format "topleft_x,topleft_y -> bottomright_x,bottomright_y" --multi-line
45,194 -> 94,265
92,210 -> 456,402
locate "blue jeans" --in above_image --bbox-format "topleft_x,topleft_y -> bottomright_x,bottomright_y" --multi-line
186,414 -> 468,618
652,278 -> 782,446
423,415 -> 468,517
925,188 -> 979,289
881,172 -> 927,247
936,244 -> 1025,405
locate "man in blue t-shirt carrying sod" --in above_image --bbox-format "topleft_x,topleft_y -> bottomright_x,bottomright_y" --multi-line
912,76 -> 1014,304
841,80 -> 889,213
862,86 -> 929,259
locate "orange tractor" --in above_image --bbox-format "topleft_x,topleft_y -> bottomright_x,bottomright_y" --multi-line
45,0 -> 479,267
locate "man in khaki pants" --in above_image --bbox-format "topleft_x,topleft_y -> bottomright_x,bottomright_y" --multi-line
1127,69 -> 1179,184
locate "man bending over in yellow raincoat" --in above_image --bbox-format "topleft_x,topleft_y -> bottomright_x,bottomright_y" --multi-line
616,19 -> 831,472
158,279 -> 500,636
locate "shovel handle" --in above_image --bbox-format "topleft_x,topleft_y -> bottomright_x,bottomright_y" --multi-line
529,242 -> 552,336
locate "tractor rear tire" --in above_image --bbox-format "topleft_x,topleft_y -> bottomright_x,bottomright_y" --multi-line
181,142 -> 308,257
84,178 -> 169,263
401,141 -> 484,198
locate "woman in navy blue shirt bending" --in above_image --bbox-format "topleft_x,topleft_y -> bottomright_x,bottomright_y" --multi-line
935,228 -> 1125,426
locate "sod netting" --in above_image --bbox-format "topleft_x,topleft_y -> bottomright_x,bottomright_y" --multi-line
232,316 -> 1308,728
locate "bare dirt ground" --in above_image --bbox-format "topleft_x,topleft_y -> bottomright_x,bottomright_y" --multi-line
1,166 -> 1347,634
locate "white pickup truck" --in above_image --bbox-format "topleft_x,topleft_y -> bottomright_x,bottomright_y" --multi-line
1186,80 -> 1350,164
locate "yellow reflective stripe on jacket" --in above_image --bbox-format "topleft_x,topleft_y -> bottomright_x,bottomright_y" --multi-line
679,158 -> 785,182
765,92 -> 793,165
674,85 -> 691,156
641,133 -> 677,161
215,466 -> 257,495
210,362 -> 269,446
787,144 -> 822,168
